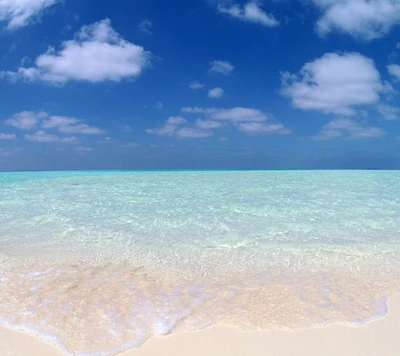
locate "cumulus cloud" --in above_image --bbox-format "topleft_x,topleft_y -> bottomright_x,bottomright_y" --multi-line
42,115 -> 105,134
166,116 -> 187,125
25,130 -> 77,143
313,118 -> 386,140
5,111 -> 47,130
377,104 -> 400,120
195,119 -> 223,129
189,81 -> 205,89
236,122 -> 291,135
208,87 -> 224,98
182,106 -> 291,135
4,111 -> 105,145
281,52 -> 385,116
5,111 -> 105,134
146,116 -> 212,138
387,64 -> 400,79
312,0 -> 400,40
0,0 -> 60,30
0,133 -> 16,140
2,19 -> 152,84
209,60 -> 234,75
175,127 -> 213,138
217,2 -> 279,27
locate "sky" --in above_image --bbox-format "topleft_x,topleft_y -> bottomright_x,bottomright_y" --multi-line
1,0 -> 400,170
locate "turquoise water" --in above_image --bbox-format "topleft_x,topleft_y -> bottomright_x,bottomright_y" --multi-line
1,170 -> 400,355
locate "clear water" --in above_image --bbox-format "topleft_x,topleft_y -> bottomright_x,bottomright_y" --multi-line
0,170 -> 400,355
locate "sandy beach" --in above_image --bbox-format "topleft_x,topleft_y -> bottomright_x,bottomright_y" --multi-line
2,293 -> 400,356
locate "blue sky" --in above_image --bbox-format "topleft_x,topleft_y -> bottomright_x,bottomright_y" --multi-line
1,0 -> 400,170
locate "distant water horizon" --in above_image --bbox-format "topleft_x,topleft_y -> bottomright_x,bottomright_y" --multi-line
1,167 -> 398,174
1,170 -> 400,355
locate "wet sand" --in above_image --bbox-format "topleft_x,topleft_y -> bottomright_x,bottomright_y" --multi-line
2,293 -> 400,356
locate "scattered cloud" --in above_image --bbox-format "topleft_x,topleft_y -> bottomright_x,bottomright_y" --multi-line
312,0 -> 400,40
42,115 -> 105,134
377,104 -> 399,120
0,0 -> 60,30
208,87 -> 224,98
138,19 -> 152,34
182,106 -> 291,135
167,116 -> 187,125
99,136 -> 112,143
281,52 -> 385,116
236,122 -> 291,135
0,133 -> 16,140
217,2 -> 279,27
24,130 -> 77,143
387,64 -> 400,80
5,111 -> 105,135
176,127 -> 213,138
5,111 -> 47,130
189,81 -> 205,89
209,60 -> 234,75
2,19 -> 152,84
146,116 -> 212,139
196,119 -> 223,129
313,118 -> 386,140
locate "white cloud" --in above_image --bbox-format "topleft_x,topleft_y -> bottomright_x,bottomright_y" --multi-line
183,107 -> 268,122
209,60 -> 234,75
146,116 -> 212,139
0,133 -> 16,140
25,130 -> 77,143
189,81 -> 205,89
146,124 -> 177,137
3,19 -> 152,84
5,111 -> 105,141
281,52 -> 384,116
196,119 -> 223,129
208,87 -> 224,98
182,106 -> 291,136
388,64 -> 400,79
312,0 -> 400,40
377,104 -> 399,120
176,127 -> 213,138
217,2 -> 279,27
236,122 -> 291,135
0,0 -> 60,30
138,20 -> 152,34
166,116 -> 187,125
5,111 -> 47,130
313,118 -> 386,140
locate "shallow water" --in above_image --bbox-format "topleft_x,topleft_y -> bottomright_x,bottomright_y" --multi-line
0,170 -> 399,355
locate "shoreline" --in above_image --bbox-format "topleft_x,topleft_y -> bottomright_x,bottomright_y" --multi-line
2,293 -> 400,356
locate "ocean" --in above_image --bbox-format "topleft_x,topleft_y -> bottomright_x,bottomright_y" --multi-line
1,170 -> 400,355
